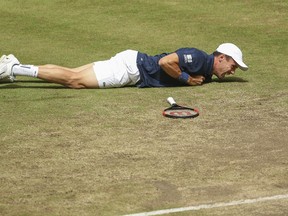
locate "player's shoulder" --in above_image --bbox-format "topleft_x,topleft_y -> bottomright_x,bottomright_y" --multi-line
175,48 -> 208,63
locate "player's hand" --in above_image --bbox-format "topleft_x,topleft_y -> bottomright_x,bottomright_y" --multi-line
187,75 -> 205,86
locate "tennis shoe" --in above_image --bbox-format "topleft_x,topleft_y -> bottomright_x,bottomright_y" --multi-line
0,54 -> 7,62
0,54 -> 20,80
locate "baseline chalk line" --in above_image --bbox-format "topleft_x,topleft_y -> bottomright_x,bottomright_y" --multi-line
123,194 -> 288,216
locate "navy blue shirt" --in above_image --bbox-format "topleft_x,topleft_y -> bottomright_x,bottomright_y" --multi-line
136,48 -> 214,87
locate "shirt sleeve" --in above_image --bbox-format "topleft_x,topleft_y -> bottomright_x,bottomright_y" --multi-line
175,48 -> 206,75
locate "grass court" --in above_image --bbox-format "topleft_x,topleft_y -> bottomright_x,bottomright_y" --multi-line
0,0 -> 287,215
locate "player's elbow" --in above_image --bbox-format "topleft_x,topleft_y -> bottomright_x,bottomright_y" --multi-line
158,58 -> 164,67
159,53 -> 178,68
158,57 -> 170,69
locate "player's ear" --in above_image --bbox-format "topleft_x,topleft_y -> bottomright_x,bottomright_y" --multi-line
218,54 -> 226,63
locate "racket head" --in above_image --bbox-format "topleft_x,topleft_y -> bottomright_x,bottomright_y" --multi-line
163,105 -> 199,119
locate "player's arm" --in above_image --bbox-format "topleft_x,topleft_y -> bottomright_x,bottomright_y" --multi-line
158,53 -> 205,85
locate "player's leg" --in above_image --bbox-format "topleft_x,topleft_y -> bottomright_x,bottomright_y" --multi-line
41,63 -> 93,73
0,54 -> 100,88
37,64 -> 99,88
1,50 -> 140,89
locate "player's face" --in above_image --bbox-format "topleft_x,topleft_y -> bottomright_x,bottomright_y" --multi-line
214,55 -> 238,79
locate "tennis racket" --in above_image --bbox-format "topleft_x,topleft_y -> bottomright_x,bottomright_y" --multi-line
163,97 -> 199,119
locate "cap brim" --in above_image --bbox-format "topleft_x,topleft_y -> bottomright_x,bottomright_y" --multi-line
238,63 -> 248,71
234,58 -> 248,71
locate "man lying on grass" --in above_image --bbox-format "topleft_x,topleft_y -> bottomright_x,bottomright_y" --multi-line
0,43 -> 248,89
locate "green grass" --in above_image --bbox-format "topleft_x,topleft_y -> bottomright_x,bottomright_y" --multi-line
1,1 -> 288,216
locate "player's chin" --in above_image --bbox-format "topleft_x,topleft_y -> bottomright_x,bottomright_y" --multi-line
217,74 -> 226,80
220,72 -> 230,79
215,72 -> 226,80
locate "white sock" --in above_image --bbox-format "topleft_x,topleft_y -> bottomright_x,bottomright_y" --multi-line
12,65 -> 39,77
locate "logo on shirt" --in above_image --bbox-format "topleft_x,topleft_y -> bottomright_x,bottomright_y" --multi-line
184,54 -> 193,63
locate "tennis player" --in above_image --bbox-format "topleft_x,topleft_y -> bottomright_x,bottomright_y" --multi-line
0,43 -> 248,88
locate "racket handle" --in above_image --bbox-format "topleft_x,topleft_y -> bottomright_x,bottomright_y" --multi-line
167,97 -> 177,106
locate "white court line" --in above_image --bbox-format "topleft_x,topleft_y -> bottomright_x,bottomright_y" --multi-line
123,194 -> 288,216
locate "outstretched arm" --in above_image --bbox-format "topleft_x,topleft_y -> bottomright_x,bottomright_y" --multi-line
158,53 -> 205,85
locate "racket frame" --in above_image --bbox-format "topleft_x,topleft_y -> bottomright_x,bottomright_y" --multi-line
163,97 -> 199,119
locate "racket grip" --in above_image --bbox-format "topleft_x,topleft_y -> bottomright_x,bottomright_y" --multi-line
167,97 -> 176,105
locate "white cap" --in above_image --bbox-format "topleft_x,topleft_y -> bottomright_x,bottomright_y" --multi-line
216,43 -> 248,71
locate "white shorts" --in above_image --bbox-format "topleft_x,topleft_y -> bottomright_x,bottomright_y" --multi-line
93,50 -> 140,88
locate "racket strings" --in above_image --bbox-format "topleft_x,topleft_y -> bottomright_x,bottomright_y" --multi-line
163,108 -> 199,118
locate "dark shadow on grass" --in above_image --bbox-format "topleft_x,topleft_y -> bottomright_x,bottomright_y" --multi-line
0,77 -> 248,89
0,84 -> 67,89
211,77 -> 248,83
0,79 -> 68,89
16,80 -> 47,83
